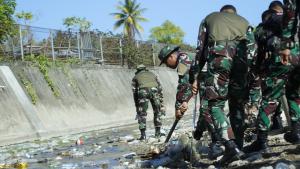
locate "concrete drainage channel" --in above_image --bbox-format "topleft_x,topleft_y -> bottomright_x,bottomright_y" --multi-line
0,64 -> 178,145
0,64 -> 299,168
0,116 -> 300,169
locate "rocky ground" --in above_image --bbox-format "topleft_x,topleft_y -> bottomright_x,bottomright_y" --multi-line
0,115 -> 299,169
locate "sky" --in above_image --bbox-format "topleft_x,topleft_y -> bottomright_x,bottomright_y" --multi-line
16,0 -> 277,45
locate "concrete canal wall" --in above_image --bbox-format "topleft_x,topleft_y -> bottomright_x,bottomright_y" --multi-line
0,63 -> 180,145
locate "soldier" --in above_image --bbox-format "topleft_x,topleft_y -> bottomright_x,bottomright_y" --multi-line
245,0 -> 300,153
194,5 -> 254,164
158,45 -> 222,159
280,0 -> 300,144
158,46 -> 197,119
285,65 -> 300,143
132,64 -> 165,140
254,8 -> 285,131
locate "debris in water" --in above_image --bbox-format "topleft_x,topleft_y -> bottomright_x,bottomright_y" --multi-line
119,135 -> 135,143
122,152 -> 137,159
75,138 -> 84,145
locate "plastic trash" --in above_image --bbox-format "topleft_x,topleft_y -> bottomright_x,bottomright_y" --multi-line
122,152 -> 136,159
275,162 -> 290,169
75,138 -> 83,145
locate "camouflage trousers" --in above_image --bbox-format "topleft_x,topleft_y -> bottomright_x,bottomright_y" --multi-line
286,65 -> 300,123
202,50 -> 234,141
136,87 -> 163,130
229,68 -> 263,147
195,72 -> 216,139
286,45 -> 300,124
257,44 -> 300,131
257,75 -> 287,131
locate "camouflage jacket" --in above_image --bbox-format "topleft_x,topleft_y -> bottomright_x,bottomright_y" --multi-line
282,0 -> 299,67
132,69 -> 163,106
254,0 -> 299,78
196,12 -> 255,73
196,14 -> 257,88
175,52 -> 198,109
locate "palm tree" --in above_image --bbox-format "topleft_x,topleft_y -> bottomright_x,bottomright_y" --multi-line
111,0 -> 148,40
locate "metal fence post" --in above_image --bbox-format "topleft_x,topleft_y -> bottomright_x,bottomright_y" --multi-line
152,42 -> 156,66
50,30 -> 55,61
9,36 -> 16,59
119,38 -> 123,66
99,35 -> 104,63
77,32 -> 81,60
19,25 -> 24,60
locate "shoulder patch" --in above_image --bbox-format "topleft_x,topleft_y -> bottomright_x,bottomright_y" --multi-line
177,63 -> 188,76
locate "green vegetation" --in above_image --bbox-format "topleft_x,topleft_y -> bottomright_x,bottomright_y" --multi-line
122,38 -> 154,68
36,56 -> 60,97
150,20 -> 185,44
18,72 -> 38,104
15,11 -> 33,25
63,16 -> 92,32
25,55 -> 60,97
111,0 -> 148,39
62,66 -> 80,96
0,0 -> 16,43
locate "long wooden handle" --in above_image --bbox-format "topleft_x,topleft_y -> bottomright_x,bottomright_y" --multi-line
164,119 -> 179,143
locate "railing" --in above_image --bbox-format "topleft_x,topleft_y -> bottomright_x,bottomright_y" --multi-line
0,25 -> 182,67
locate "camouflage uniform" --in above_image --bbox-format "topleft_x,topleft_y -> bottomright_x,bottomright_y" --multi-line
157,46 -> 197,111
194,66 -> 210,140
228,26 -> 258,149
255,0 -> 299,132
282,0 -> 300,127
194,10 -> 254,163
244,0 -> 300,152
132,66 -> 164,131
282,0 -> 300,143
196,11 -> 251,142
175,52 -> 197,110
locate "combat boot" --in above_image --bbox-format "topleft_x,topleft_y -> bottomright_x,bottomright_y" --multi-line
193,118 -> 206,140
193,127 -> 204,140
139,129 -> 146,140
243,130 -> 271,154
284,121 -> 300,144
218,140 -> 244,165
208,142 -> 224,160
271,115 -> 283,130
155,127 -> 165,138
208,132 -> 224,159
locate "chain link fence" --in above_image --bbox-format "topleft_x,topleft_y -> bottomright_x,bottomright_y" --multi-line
0,25 -> 188,67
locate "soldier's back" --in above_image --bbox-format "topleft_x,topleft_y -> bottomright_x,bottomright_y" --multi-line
205,12 -> 249,42
134,70 -> 158,89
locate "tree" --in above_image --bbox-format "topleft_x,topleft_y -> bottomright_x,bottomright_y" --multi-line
63,17 -> 92,32
150,20 -> 185,44
0,0 -> 16,43
15,11 -> 33,25
111,0 -> 148,39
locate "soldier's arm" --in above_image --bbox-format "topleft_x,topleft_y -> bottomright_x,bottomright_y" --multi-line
246,26 -> 262,106
155,75 -> 166,115
254,26 -> 267,76
175,58 -> 193,110
195,20 -> 208,77
132,78 -> 138,107
155,75 -> 163,95
282,0 -> 298,41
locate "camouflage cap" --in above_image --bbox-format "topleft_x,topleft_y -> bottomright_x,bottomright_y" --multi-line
136,64 -> 146,71
158,46 -> 180,66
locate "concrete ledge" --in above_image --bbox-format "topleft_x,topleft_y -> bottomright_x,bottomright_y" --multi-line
0,64 -> 179,145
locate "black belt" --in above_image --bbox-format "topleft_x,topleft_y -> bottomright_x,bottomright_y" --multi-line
208,40 -> 238,47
